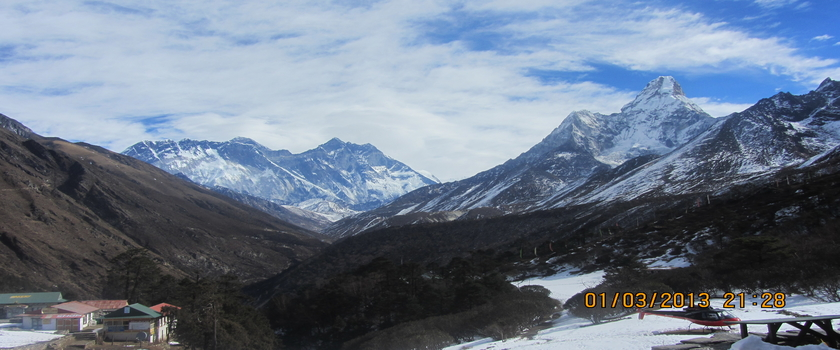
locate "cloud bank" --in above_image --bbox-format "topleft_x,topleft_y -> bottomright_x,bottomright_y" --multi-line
0,0 -> 836,180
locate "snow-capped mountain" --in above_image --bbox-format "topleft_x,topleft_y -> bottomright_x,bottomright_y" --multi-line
555,77 -> 840,206
520,76 -> 714,167
325,76 -> 716,236
326,77 -> 840,238
123,137 -> 438,221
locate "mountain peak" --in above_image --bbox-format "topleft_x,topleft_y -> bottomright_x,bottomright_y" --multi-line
230,136 -> 260,144
620,76 -> 703,115
642,76 -> 685,96
319,137 -> 378,151
321,137 -> 346,148
0,113 -> 37,139
817,77 -> 838,93
124,135 -> 438,221
640,76 -> 684,97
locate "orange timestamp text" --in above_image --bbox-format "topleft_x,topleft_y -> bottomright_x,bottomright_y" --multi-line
583,292 -> 786,308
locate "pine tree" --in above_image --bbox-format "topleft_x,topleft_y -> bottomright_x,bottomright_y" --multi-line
102,248 -> 162,304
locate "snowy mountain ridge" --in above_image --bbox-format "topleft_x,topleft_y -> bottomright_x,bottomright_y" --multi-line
325,77 -> 840,237
123,137 -> 438,222
557,77 -> 840,207
521,76 -> 715,168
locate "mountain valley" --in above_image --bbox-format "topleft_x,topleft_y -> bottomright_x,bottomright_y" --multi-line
3,76 -> 840,350
0,114 -> 327,298
253,139 -> 840,349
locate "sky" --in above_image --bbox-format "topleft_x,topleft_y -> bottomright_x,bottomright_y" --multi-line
0,0 -> 838,181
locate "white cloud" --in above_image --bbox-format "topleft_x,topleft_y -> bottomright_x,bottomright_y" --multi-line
690,98 -> 754,118
515,7 -> 836,84
753,0 -> 800,8
813,34 -> 834,41
0,0 -> 836,180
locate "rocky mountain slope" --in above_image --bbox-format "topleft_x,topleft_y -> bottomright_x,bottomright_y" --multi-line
123,137 -> 438,224
210,187 -> 334,233
0,114 -> 327,298
326,77 -> 840,238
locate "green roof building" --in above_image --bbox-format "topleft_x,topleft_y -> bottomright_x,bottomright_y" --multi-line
103,303 -> 171,343
0,292 -> 66,305
0,292 -> 67,319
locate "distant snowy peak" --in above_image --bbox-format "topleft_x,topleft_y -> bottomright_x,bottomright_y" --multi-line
517,110 -> 602,163
326,77 -> 840,238
325,76 -> 719,237
521,76 -> 714,167
648,75 -> 684,95
606,77 -> 713,162
621,76 -> 700,113
817,77 -> 839,94
308,138 -> 394,168
123,137 -> 438,221
565,77 -> 840,205
228,136 -> 273,151
319,137 -> 352,151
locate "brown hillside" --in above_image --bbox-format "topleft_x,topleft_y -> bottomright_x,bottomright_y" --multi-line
0,122 -> 327,299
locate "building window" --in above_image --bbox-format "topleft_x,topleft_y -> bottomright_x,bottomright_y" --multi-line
106,320 -> 131,332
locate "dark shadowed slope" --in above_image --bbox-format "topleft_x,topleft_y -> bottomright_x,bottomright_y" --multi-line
0,114 -> 327,298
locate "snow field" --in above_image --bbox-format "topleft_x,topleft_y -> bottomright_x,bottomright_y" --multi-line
444,271 -> 840,350
0,324 -> 64,348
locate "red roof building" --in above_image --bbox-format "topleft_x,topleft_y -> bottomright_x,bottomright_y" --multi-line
18,301 -> 100,332
79,300 -> 129,310
52,301 -> 99,315
149,303 -> 179,343
149,303 -> 179,315
79,300 -> 129,318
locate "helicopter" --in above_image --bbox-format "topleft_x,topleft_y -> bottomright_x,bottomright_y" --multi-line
638,306 -> 741,327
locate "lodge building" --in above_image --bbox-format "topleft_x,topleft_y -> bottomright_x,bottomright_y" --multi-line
1,292 -> 176,344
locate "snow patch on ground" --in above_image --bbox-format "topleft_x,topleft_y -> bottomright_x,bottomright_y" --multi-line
444,271 -> 840,350
515,271 -> 605,302
644,256 -> 691,269
0,325 -> 63,348
731,335 -> 832,349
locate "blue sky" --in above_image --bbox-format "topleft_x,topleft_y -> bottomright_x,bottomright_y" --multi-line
0,0 -> 837,180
